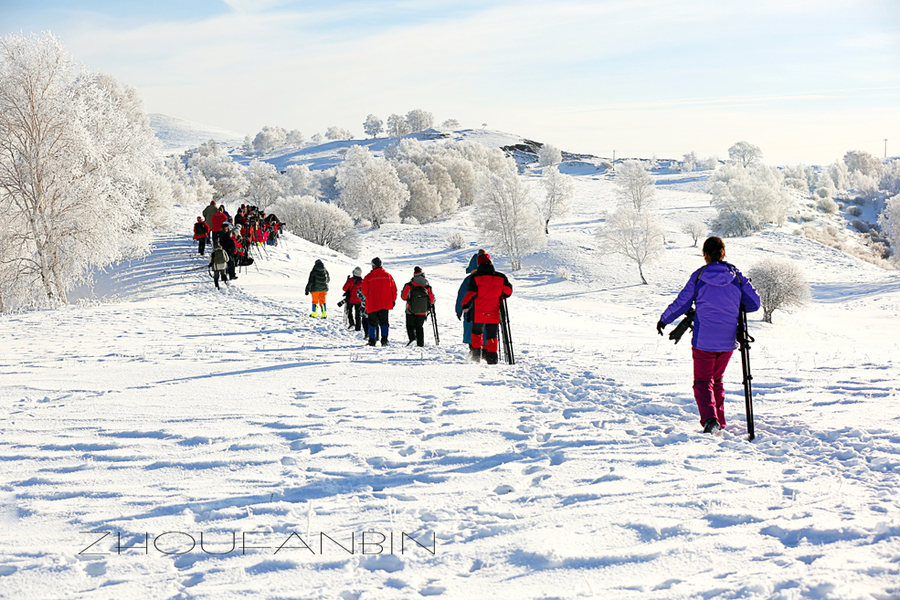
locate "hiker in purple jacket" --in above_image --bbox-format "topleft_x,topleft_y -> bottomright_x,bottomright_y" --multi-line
657,236 -> 761,434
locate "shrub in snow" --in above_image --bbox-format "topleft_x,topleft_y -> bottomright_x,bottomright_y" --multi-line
596,208 -> 665,284
850,219 -> 869,233
880,160 -> 900,196
448,232 -> 466,250
844,150 -> 881,177
682,151 -> 697,173
816,197 -> 838,214
540,166 -> 576,234
441,118 -> 460,129
681,222 -> 706,247
0,32 -> 167,311
336,146 -> 408,227
748,258 -> 810,324
615,160 -> 656,212
286,129 -> 304,147
269,196 -> 359,258
878,193 -> 900,261
846,205 -> 863,217
475,166 -> 545,271
537,144 -> 562,167
728,141 -> 763,168
556,267 -> 571,280
325,126 -> 353,141
709,164 -> 793,236
402,216 -> 420,225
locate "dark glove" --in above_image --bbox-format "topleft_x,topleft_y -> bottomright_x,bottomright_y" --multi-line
656,320 -> 666,336
305,291 -> 309,296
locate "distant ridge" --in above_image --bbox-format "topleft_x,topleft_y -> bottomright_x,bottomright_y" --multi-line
148,113 -> 245,155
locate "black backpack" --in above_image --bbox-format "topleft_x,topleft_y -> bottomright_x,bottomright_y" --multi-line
407,284 -> 430,314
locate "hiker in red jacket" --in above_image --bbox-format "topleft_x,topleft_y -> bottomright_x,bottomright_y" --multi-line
341,267 -> 364,331
401,266 -> 435,347
193,217 -> 211,255
462,250 -> 512,364
359,257 -> 397,346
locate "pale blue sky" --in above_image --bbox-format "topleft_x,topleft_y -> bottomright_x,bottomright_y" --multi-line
2,0 -> 898,164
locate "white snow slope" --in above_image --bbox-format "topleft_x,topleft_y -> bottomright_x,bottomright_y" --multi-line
1,165 -> 900,600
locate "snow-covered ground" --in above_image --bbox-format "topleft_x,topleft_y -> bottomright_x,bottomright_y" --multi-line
2,145 -> 900,599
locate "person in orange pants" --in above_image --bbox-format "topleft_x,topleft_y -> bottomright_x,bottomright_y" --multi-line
305,259 -> 330,318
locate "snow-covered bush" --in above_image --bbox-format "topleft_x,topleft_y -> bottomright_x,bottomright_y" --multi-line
878,193 -> 900,260
682,151 -> 697,173
0,32 -> 167,311
336,145 -> 408,227
448,232 -> 466,250
880,160 -> 900,196
844,150 -> 881,177
748,258 -> 810,323
187,140 -> 248,202
250,126 -> 287,155
441,118 -> 460,129
816,196 -> 838,214
846,205 -> 863,217
269,195 -> 359,258
475,166 -> 545,271
596,208 -> 665,284
325,126 -> 353,141
286,129 -> 304,147
615,160 -> 656,212
850,219 -> 870,233
555,267 -> 571,280
709,164 -> 793,236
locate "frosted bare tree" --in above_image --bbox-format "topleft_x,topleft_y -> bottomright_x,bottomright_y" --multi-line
363,114 -> 383,138
406,109 -> 434,132
475,165 -> 545,270
336,145 -> 408,227
246,159 -> 287,209
615,160 -> 656,212
728,141 -> 763,168
441,118 -> 460,129
596,208 -> 665,284
325,126 -> 353,141
681,221 -> 706,247
537,144 -> 562,167
747,258 -> 810,323
0,32 -> 167,311
878,192 -> 900,263
539,165 -> 575,233
387,114 -> 412,138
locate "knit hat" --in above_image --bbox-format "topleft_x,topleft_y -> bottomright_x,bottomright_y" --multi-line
222,221 -> 231,230
413,266 -> 422,275
476,252 -> 492,266
352,267 -> 362,277
197,216 -> 202,221
372,257 -> 382,268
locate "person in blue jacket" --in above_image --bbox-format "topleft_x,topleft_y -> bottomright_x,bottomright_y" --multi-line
455,251 -> 480,349
657,236 -> 761,434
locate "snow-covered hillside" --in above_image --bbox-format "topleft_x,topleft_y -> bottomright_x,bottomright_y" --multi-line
149,114 -> 245,155
2,148 -> 899,598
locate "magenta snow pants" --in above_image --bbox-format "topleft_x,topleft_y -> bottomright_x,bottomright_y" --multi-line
692,347 -> 734,427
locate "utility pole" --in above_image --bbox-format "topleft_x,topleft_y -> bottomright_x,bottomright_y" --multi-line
885,139 -> 889,159
612,150 -> 616,163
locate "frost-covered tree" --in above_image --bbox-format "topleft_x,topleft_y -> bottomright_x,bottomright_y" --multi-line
387,113 -> 412,137
728,141 -> 763,168
537,144 -> 562,167
878,192 -> 900,260
325,126 -> 353,141
187,140 -> 247,202
709,164 -> 793,236
406,109 -> 433,132
880,160 -> 900,196
363,114 -> 383,138
539,165 -> 575,233
164,156 -> 196,205
682,151 -> 697,173
843,150 -> 881,176
616,160 -> 656,212
441,118 -> 460,129
596,208 -> 665,284
0,32 -> 168,310
246,159 -> 287,209
748,258 -> 810,323
251,126 -> 287,155
283,164 -> 314,197
286,129 -> 304,147
681,221 -> 706,247
395,161 -> 440,223
475,166 -> 545,270
269,195 -> 358,257
336,145 -> 408,227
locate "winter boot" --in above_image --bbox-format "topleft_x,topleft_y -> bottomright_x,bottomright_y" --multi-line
368,338 -> 377,346
321,305 -> 327,319
702,418 -> 721,434
381,337 -> 389,346
469,346 -> 482,363
484,352 -> 499,365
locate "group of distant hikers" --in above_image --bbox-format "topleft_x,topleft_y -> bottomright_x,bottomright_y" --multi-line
192,200 -> 282,289
190,213 -> 761,432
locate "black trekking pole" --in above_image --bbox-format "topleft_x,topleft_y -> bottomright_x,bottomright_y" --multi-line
737,304 -> 756,441
499,296 -> 515,365
430,304 -> 440,345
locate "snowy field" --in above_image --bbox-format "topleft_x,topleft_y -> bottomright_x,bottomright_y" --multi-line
1,165 -> 900,600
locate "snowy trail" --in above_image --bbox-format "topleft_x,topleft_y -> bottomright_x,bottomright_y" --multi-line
2,214 -> 900,599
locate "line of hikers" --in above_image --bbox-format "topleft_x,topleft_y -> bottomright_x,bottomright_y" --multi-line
300,250 -> 511,364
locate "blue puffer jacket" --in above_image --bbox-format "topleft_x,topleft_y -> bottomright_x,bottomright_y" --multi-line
660,261 -> 761,352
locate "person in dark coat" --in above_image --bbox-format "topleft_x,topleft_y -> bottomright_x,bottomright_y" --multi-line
208,242 -> 229,290
193,217 -> 211,255
218,222 -> 238,281
401,266 -> 436,347
359,257 -> 397,346
657,236 -> 761,434
462,251 -> 512,364
455,252 -> 480,348
305,259 -> 330,318
342,267 -> 364,331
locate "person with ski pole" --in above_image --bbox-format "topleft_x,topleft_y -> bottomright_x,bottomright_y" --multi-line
656,236 -> 761,434
462,250 -> 512,364
455,251 -> 480,351
401,266 -> 435,347
341,267 -> 364,331
193,216 -> 210,256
